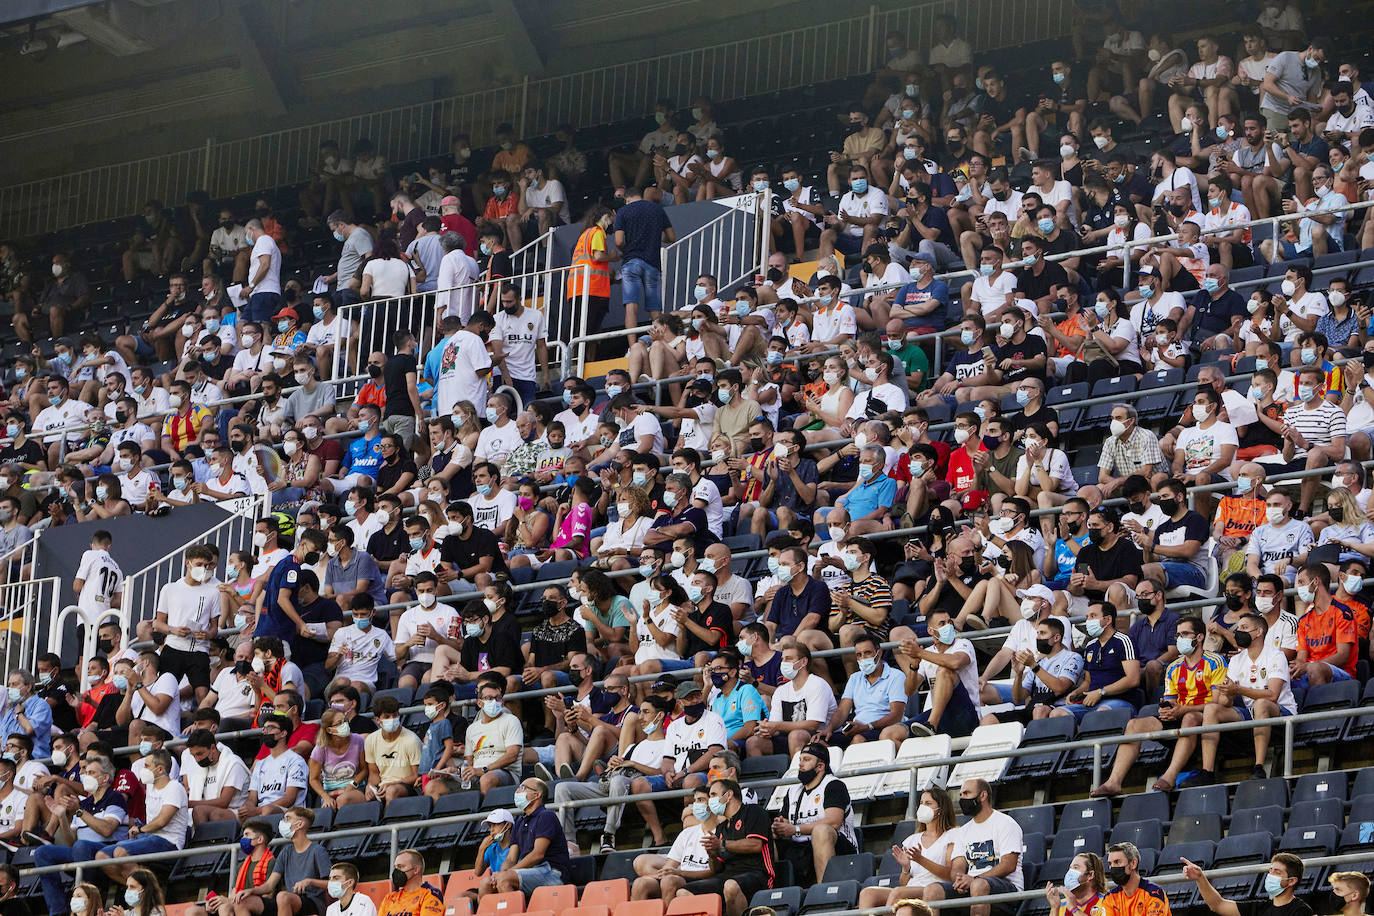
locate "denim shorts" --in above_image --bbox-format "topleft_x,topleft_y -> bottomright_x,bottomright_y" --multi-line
516,862 -> 564,895
1160,561 -> 1206,590
621,258 -> 662,312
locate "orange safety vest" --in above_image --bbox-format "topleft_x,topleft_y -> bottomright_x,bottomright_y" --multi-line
567,226 -> 611,299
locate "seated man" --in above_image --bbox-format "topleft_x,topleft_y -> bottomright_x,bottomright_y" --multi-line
1292,563 -> 1357,687
1051,601 -> 1144,722
629,785 -> 718,902
819,633 -> 908,746
979,618 -> 1082,725
897,608 -> 980,738
748,642 -> 835,758
462,678 -> 523,797
1199,612 -> 1296,783
922,778 -> 1023,916
1090,615 -> 1224,796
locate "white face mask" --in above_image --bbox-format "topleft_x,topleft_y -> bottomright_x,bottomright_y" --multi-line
417,592 -> 437,608
953,428 -> 972,444
1110,419 -> 1128,438
1266,506 -> 1285,524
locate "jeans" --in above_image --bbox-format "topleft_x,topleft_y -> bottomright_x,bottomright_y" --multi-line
620,258 -> 662,312
38,840 -> 106,914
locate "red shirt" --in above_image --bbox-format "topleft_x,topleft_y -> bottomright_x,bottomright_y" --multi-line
113,768 -> 145,821
440,213 -> 478,253
255,722 -> 321,760
945,445 -> 981,492
1296,602 -> 1358,675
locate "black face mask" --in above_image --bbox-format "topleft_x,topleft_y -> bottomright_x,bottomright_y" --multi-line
115,411 -> 129,424
1158,498 -> 1179,516
805,367 -> 821,381
846,122 -> 863,134
992,190 -> 1010,201
219,221 -> 234,230
541,600 -> 561,618
1087,529 -> 1106,547
1330,506 -> 1346,523
1108,867 -> 1130,886
232,439 -> 249,453
96,639 -> 113,655
959,556 -> 977,576
1224,593 -> 1244,611
683,702 -> 706,719
304,550 -> 321,566
1035,638 -> 1054,655
391,869 -> 408,891
748,437 -> 764,452
674,144 -> 688,156
1234,630 -> 1253,649
368,365 -> 382,379
797,766 -> 820,785
261,732 -> 280,747
958,796 -> 982,817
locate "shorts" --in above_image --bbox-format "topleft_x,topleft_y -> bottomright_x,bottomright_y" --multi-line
507,378 -> 538,408
246,291 -> 281,324
1159,561 -> 1206,590
640,774 -> 668,792
261,895 -> 320,916
1233,704 -> 1293,720
1259,108 -> 1291,132
825,726 -> 881,747
381,414 -> 418,450
906,684 -> 980,738
159,645 -> 212,690
657,657 -> 696,673
684,871 -> 772,902
621,258 -> 663,313
1293,662 -> 1353,688
1059,697 -> 1138,722
833,233 -> 866,257
400,660 -> 432,683
937,875 -> 1019,898
515,862 -> 564,895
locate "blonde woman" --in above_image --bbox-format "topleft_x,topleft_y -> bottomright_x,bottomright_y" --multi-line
452,401 -> 482,452
592,486 -> 654,570
1317,486 -> 1374,564
857,789 -> 956,909
308,708 -> 367,808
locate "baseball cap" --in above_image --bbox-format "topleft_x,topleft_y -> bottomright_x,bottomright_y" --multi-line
1016,584 -> 1054,603
272,307 -> 298,321
440,195 -> 460,207
1136,265 -> 1162,279
483,809 -> 514,826
676,680 -> 704,699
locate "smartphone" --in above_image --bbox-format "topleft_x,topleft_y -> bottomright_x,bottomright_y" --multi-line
981,346 -> 995,360
562,695 -> 575,709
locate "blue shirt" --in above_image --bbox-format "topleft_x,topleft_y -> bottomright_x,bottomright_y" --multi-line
1128,609 -> 1180,664
257,555 -> 304,640
1049,533 -> 1090,588
711,682 -> 765,736
1081,631 -> 1144,708
612,200 -> 672,269
892,279 -> 952,324
842,472 -> 898,523
768,575 -> 831,637
0,694 -> 52,758
323,550 -> 386,608
419,715 -> 456,773
841,662 -> 907,725
343,433 -> 384,479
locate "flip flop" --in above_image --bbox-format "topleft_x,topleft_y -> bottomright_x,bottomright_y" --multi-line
1151,777 -> 1175,792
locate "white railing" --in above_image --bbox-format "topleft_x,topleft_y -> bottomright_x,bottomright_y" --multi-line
118,493 -> 270,631
0,0 -> 1070,237
0,572 -> 59,675
333,261 -> 587,391
661,190 -> 772,315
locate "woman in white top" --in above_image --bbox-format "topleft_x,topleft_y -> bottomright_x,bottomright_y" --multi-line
858,789 -> 957,909
360,231 -> 413,300
695,135 -> 742,200
1064,288 -> 1142,383
626,575 -> 684,667
1015,422 -> 1079,507
686,305 -> 729,362
592,486 -> 655,571
798,356 -> 856,442
1239,290 -> 1277,356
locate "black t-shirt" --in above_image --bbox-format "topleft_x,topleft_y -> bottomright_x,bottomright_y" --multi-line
530,617 -> 588,667
377,455 -> 418,493
684,600 -> 734,657
383,353 -> 418,418
1239,899 -> 1313,916
993,334 -> 1049,384
366,523 -> 408,565
1014,261 -> 1069,306
347,714 -> 378,735
41,682 -> 78,732
1009,403 -> 1060,437
0,439 -> 44,468
440,528 -> 509,576
292,596 -> 344,668
1073,536 -> 1143,600
981,92 -> 1023,129
1041,73 -> 1087,110
459,631 -> 523,675
488,609 -> 522,648
1187,288 -> 1247,341
482,249 -> 513,282
712,802 -> 775,881
1041,231 -> 1080,259
926,565 -> 989,619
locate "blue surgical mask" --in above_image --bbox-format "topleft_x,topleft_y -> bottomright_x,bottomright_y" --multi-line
1137,284 -> 1153,298
333,231 -> 345,243
1297,585 -> 1315,603
693,802 -> 711,821
409,536 -> 425,551
820,294 -> 834,306
734,301 -> 749,317
357,419 -> 371,432
1255,358 -> 1269,372
979,264 -> 995,276
1085,618 -> 1104,637
1298,384 -> 1317,401
632,471 -> 648,487
850,179 -> 868,194
784,178 -> 800,192
1176,636 -> 1195,655
355,617 -> 372,630
694,285 -> 708,302
753,180 -> 769,193
475,483 -> 492,497
1015,389 -> 1031,406
639,564 -> 655,578
1202,278 -> 1219,293
124,891 -> 141,907
717,388 -> 733,405
277,320 -> 290,333
1052,71 -> 1066,84
562,390 -> 572,406
483,699 -> 504,718
858,463 -> 875,480
663,490 -> 678,508
937,623 -> 956,644
465,622 -> 483,638
1064,868 -> 1081,891
138,740 -> 153,756
767,556 -> 781,574
1301,347 -> 1317,365
485,407 -> 500,423
766,350 -> 784,365
1264,874 -> 1285,898
1037,218 -> 1054,234
708,796 -> 728,815
480,242 -> 492,256
1217,126 -> 1230,140
960,329 -> 977,345
686,585 -> 704,603
1236,476 -> 1252,494
313,305 -> 325,320
513,791 -> 529,809
857,656 -> 877,675
112,675 -> 129,690
605,384 -> 623,399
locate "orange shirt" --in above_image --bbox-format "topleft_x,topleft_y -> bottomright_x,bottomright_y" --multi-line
483,194 -> 519,220
357,381 -> 386,410
1335,595 -> 1372,642
1296,602 -> 1358,675
1215,496 -> 1265,541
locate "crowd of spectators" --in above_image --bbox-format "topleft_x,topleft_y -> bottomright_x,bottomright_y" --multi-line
0,3 -> 1373,916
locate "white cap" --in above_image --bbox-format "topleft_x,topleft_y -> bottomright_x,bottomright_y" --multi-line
1016,584 -> 1054,603
484,809 -> 514,826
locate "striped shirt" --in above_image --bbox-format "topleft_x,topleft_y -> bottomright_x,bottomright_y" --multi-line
1282,400 -> 1346,457
833,573 -> 894,640
1162,651 -> 1227,706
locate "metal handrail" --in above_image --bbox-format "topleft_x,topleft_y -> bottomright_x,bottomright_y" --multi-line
24,701 -> 1374,881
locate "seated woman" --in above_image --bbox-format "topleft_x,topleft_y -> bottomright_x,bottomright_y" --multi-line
308,708 -> 367,809
955,540 -> 1040,630
591,485 -> 654,571
856,789 -> 956,910
797,356 -> 857,444
506,480 -> 556,570
627,313 -> 689,392
693,134 -> 742,200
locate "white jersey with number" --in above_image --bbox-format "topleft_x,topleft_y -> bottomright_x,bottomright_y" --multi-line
75,548 -> 123,617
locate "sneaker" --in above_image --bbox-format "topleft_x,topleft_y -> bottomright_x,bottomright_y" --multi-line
908,721 -> 935,738
600,833 -> 617,854
22,830 -> 51,847
0,840 -> 16,854
1180,769 -> 1216,788
534,762 -> 554,782
1018,146 -> 1035,163
1249,765 -> 1268,780
558,763 -> 575,779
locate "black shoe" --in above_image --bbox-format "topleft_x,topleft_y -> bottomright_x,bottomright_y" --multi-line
1249,765 -> 1268,780
22,830 -> 51,846
600,833 -> 616,853
1180,769 -> 1216,788
908,721 -> 935,738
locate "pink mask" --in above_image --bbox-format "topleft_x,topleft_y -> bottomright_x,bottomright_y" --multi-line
517,496 -> 534,511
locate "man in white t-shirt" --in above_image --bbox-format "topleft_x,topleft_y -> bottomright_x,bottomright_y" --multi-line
0,758 -> 28,849
927,778 -> 1025,911
98,748 -> 190,875
750,643 -> 836,756
860,244 -> 911,324
469,461 -> 517,540
520,161 -> 570,230
462,680 -> 524,795
202,643 -> 259,722
820,165 -> 889,260
153,545 -> 220,704
492,285 -> 550,402
327,604 -> 396,692
394,579 -> 460,688
184,728 -> 252,825
435,233 -> 481,322
74,531 -> 123,618
474,393 -> 523,473
976,586 -> 1073,704
903,608 -> 981,738
243,219 -> 282,325
966,247 -> 1018,319
32,375 -> 87,453
119,651 -> 181,747
434,312 -> 494,418
663,681 -> 727,787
